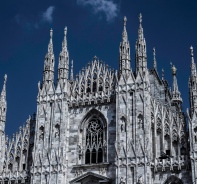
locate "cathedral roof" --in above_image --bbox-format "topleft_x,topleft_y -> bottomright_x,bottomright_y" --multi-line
70,56 -> 116,106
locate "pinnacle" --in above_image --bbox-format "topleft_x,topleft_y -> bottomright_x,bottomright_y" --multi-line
191,45 -> 194,57
64,26 -> 67,36
139,13 -> 142,24
124,16 -> 127,26
50,28 -> 53,38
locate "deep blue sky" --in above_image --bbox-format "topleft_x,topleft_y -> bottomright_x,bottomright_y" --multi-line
1,0 -> 197,136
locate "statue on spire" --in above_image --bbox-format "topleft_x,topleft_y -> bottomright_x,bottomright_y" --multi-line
170,63 -> 182,105
124,16 -> 127,27
171,64 -> 177,75
122,16 -> 128,42
191,45 -> 194,57
139,13 -> 142,24
48,28 -> 53,54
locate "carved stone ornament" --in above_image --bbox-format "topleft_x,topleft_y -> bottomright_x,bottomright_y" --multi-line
99,167 -> 107,175
120,177 -> 126,184
137,175 -> 144,184
78,144 -> 83,160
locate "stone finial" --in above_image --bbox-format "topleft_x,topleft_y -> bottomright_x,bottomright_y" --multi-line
124,16 -> 127,27
190,45 -> 194,57
171,62 -> 182,103
50,28 -> 53,39
64,26 -> 67,36
139,13 -> 142,24
171,64 -> 177,75
48,28 -> 53,53
4,74 -> 7,84
122,16 -> 128,42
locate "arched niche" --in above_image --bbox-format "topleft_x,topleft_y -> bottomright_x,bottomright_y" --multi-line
79,109 -> 107,164
120,116 -> 126,132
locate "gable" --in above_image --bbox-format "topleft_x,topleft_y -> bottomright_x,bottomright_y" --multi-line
70,172 -> 111,184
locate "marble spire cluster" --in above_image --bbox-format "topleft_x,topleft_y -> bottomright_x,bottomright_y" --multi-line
0,14 -> 196,184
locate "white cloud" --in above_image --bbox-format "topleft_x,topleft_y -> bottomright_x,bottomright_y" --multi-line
77,0 -> 118,22
42,6 -> 55,23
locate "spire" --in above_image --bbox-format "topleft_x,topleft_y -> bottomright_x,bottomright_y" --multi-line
171,64 -> 182,104
43,29 -> 55,84
119,16 -> 131,75
58,26 -> 69,81
1,74 -> 7,102
122,16 -> 128,42
62,27 -> 67,53
189,46 -> 197,115
153,47 -> 157,70
190,46 -> 196,77
138,13 -> 144,40
48,28 -> 53,53
70,60 -> 73,81
0,75 -> 6,172
135,13 -> 147,74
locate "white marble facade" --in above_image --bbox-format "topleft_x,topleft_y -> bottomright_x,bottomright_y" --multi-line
0,14 -> 196,184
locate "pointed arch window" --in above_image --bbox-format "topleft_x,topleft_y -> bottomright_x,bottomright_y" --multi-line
85,117 -> 105,164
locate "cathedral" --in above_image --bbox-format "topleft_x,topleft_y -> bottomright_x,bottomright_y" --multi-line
0,13 -> 196,184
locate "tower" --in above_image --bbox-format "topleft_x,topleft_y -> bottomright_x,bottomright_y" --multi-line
119,16 -> 131,75
43,28 -> 55,84
189,46 -> 197,116
116,14 -> 152,184
32,27 -> 71,184
135,13 -> 147,75
0,75 -> 7,172
188,46 -> 197,184
58,27 -> 69,82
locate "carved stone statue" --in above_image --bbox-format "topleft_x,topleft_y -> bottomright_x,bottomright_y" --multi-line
78,144 -> 83,160
120,177 -> 126,184
138,116 -> 143,129
103,140 -> 107,155
39,129 -> 44,141
137,175 -> 144,184
55,131 -> 59,138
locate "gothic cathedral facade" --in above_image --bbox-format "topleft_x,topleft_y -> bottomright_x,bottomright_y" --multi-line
0,14 -> 196,184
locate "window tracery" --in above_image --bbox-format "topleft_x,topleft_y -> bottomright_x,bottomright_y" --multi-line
85,117 -> 105,164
